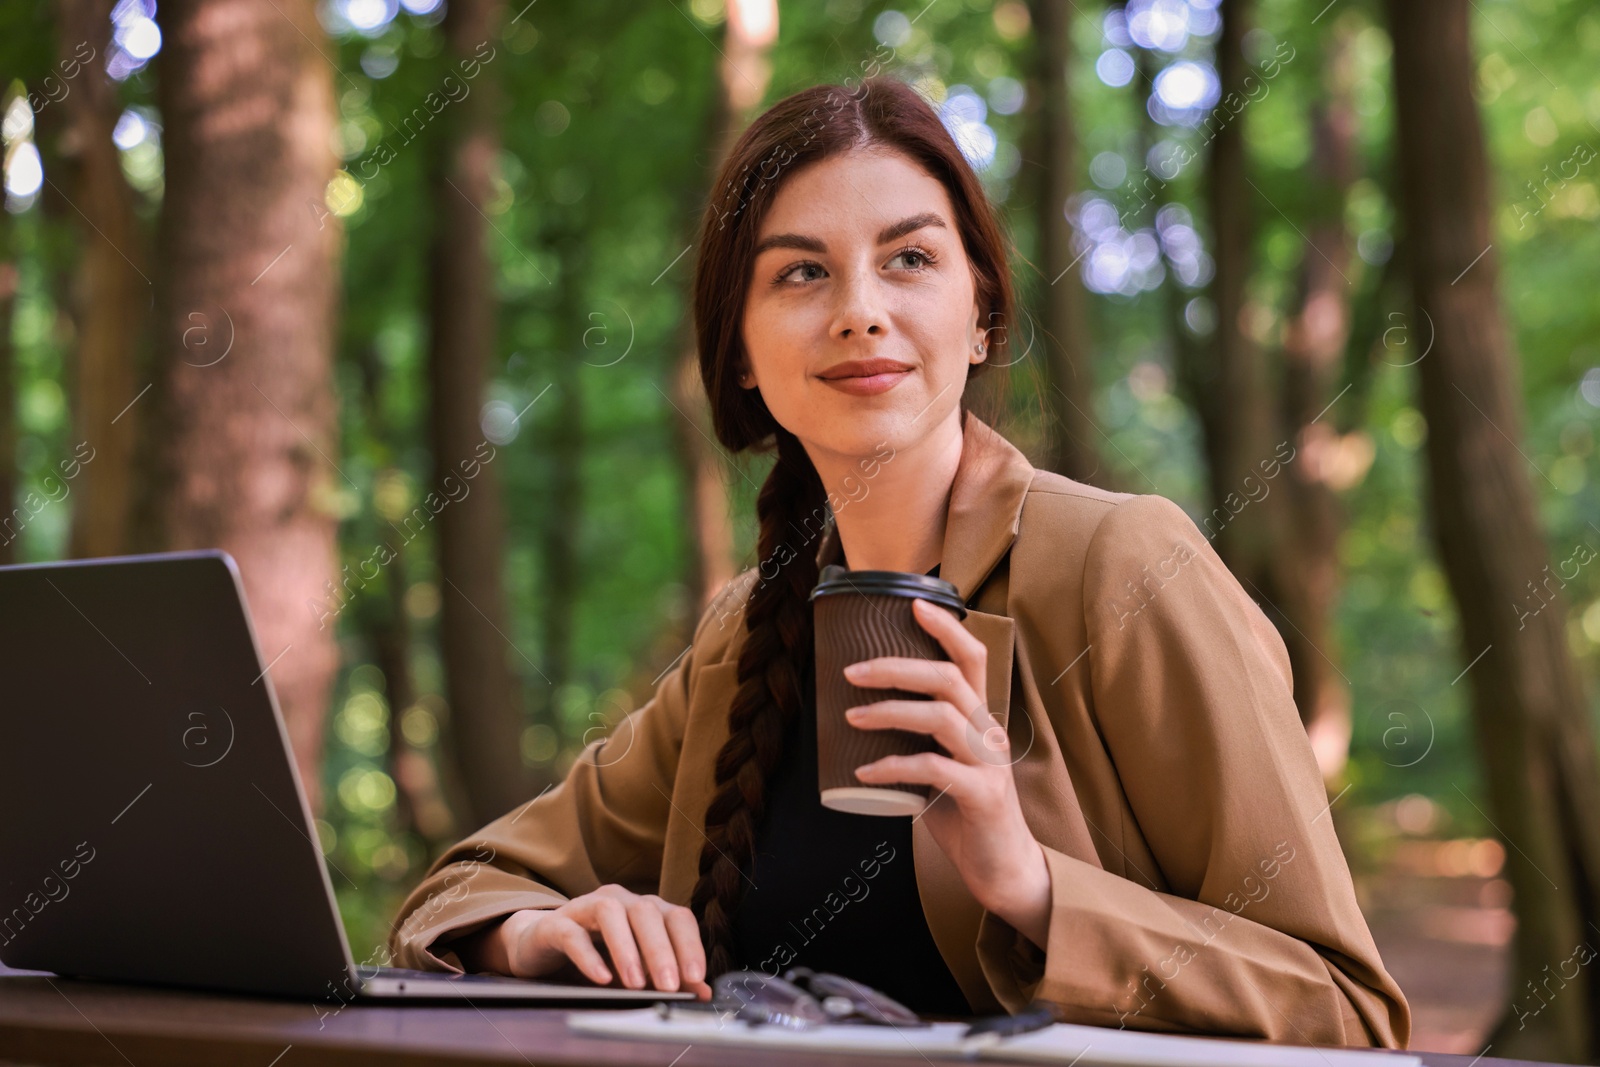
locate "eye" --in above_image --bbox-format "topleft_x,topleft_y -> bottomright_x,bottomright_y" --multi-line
887,244 -> 939,271
773,260 -> 826,285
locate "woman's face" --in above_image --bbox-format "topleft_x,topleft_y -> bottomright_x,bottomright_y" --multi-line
739,146 -> 987,465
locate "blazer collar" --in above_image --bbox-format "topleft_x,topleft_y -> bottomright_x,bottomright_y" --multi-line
812,411 -> 1036,604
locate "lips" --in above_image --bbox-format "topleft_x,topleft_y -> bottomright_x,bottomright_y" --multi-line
817,358 -> 914,397
818,358 -> 915,380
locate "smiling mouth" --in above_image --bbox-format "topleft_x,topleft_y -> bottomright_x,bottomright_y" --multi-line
817,358 -> 916,381
817,367 -> 913,396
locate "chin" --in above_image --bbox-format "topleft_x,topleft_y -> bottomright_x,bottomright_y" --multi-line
804,415 -> 919,465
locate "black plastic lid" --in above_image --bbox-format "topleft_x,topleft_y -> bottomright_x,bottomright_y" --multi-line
809,564 -> 968,618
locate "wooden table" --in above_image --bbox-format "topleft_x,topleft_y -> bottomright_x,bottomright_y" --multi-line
0,966 -> 1545,1067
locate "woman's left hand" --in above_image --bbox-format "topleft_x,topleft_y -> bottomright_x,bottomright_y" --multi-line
844,597 -> 1051,948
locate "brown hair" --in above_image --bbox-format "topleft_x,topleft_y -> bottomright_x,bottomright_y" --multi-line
688,75 -> 1016,978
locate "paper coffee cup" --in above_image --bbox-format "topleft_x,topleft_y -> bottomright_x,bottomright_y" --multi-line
809,564 -> 968,817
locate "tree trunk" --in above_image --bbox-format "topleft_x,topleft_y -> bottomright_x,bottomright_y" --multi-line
1266,27 -> 1359,777
539,226 -> 585,705
1133,45 -> 1209,494
150,0 -> 343,812
669,341 -> 738,615
0,201 -> 15,566
1029,0 -> 1098,484
1387,2 -> 1600,1059
426,0 -> 533,828
353,344 -> 458,848
1203,0 -> 1276,583
374,542 -> 460,846
665,0 -> 776,616
56,0 -> 147,559
1116,42 -> 1215,509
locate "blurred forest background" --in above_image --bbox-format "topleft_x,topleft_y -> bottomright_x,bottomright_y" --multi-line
3,0 -> 1600,1059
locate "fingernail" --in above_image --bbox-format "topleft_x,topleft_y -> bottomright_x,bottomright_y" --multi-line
845,706 -> 862,720
844,663 -> 864,677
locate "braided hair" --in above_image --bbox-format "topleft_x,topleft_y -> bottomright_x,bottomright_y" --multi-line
687,76 -> 1016,978
688,427 -> 824,977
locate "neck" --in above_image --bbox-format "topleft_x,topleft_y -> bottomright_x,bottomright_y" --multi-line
804,410 -> 964,575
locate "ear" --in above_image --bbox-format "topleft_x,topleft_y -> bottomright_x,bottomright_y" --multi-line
969,300 -> 988,366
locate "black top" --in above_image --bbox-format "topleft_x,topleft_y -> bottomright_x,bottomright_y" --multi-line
729,565 -> 971,1016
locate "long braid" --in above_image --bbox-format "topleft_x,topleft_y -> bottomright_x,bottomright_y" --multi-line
689,428 -> 825,978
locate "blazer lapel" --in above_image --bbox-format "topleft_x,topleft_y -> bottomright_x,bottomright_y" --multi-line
912,602 -> 1016,1014
910,414 -> 1034,1012
934,414 -> 1036,609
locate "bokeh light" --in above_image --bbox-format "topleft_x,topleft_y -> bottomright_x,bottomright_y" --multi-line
108,0 -> 161,80
938,85 -> 997,172
1096,48 -> 1137,88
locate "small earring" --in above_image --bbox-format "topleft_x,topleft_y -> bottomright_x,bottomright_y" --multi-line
975,342 -> 985,355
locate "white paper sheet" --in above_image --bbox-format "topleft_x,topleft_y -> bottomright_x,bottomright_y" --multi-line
565,1007 -> 1424,1066
566,1008 -> 973,1056
992,1021 -> 1423,1067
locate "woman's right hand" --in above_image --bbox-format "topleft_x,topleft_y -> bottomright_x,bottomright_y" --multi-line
489,884 -> 712,999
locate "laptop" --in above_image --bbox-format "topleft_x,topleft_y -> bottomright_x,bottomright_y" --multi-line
0,550 -> 694,1004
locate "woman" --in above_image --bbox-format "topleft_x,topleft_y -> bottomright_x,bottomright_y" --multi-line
388,76 -> 1411,1047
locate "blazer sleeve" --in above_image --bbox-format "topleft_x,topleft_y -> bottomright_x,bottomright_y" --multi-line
386,585 -> 736,973
972,493 -> 1412,1048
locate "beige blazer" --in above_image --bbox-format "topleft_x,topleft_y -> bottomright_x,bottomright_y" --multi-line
388,414 -> 1411,1047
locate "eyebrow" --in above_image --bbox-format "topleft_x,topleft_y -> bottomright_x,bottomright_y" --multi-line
752,212 -> 948,257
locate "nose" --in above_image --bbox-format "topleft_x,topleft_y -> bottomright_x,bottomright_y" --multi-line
829,262 -> 887,342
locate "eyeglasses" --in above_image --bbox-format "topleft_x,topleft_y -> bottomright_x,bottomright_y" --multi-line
718,967 -> 931,1029
653,968 -> 1060,1041
652,966 -> 929,1030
